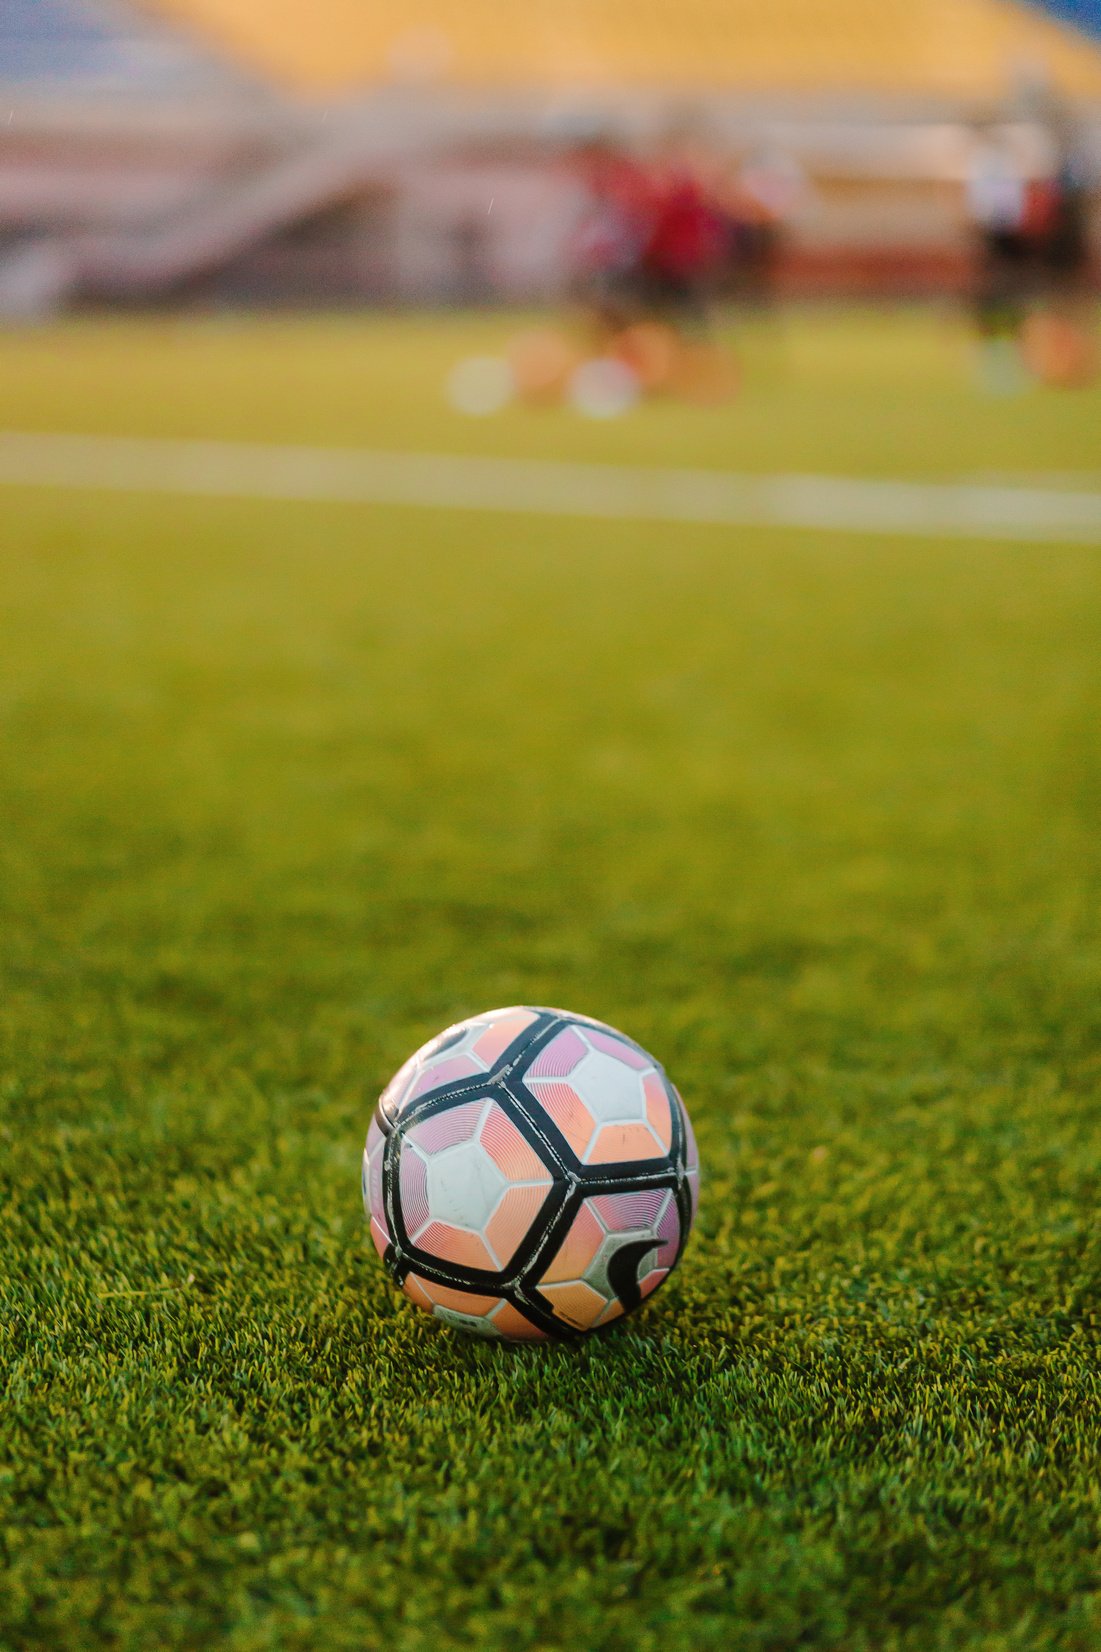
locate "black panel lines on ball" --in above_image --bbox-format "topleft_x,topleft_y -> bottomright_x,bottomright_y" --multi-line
494,1076 -> 577,1182
493,1080 -> 575,1183
665,1075 -> 686,1166
383,1078 -> 575,1295
495,1009 -> 564,1078
511,1176 -> 586,1292
367,1006 -> 698,1341
526,1007 -> 659,1067
395,1249 -> 504,1295
511,1283 -> 582,1341
500,1022 -> 684,1184
605,1238 -> 661,1315
398,1178 -> 573,1296
391,1076 -> 506,1131
671,1176 -> 694,1271
377,1008 -> 554,1126
575,1164 -> 680,1192
381,1126 -> 410,1260
502,1290 -> 565,1340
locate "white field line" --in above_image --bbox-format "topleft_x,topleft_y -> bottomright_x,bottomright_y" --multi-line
1,431 -> 1100,545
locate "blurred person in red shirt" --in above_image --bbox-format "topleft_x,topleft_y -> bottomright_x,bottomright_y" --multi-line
639,162 -> 729,326
559,128 -> 741,405
570,134 -> 660,330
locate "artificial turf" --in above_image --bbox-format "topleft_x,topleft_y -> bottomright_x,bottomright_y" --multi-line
1,310 -> 1100,1652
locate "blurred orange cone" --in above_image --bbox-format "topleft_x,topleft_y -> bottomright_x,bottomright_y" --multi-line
507,328 -> 582,405
670,341 -> 739,406
610,322 -> 682,394
1021,312 -> 1099,389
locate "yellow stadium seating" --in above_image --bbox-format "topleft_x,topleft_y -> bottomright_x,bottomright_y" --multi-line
144,0 -> 1101,97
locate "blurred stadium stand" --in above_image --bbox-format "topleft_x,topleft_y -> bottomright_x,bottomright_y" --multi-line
0,0 -> 246,92
144,0 -> 1101,96
0,0 -> 1098,314
2,0 -> 143,87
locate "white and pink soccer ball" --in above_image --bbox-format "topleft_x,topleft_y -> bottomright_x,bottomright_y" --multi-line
364,1006 -> 699,1341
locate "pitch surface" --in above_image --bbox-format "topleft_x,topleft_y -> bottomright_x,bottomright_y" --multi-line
1,310 -> 1099,1652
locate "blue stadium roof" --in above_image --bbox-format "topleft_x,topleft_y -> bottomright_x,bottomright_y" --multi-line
0,0 -> 244,92
1032,1 -> 1101,41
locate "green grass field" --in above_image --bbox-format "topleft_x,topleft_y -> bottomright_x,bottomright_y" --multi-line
2,309 -> 1100,1652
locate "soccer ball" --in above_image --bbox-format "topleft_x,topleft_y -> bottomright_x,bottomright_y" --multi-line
364,1006 -> 699,1341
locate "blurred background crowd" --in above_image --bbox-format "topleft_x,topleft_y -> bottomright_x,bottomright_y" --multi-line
1,0 -> 1099,391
